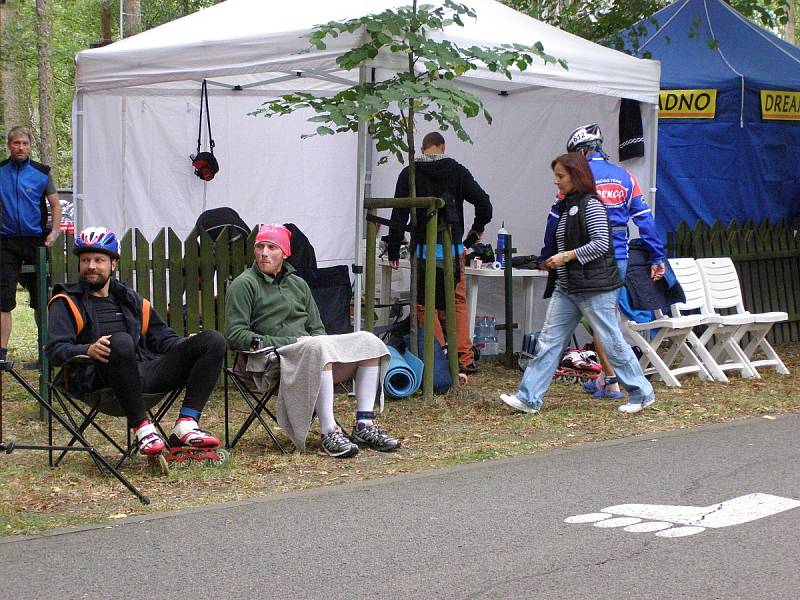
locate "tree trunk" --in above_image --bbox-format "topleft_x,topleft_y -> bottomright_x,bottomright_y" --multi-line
123,0 -> 141,37
786,0 -> 796,44
1,0 -> 28,133
35,0 -> 56,177
100,4 -> 113,45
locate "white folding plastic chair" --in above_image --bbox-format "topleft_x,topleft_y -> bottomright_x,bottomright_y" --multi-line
668,258 -> 756,381
620,298 -> 713,388
696,257 -> 789,377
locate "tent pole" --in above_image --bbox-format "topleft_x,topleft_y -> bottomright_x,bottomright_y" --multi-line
73,92 -> 84,232
649,102 -> 659,217
353,66 -> 368,333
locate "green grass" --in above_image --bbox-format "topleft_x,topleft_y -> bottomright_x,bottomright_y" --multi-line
2,288 -> 800,537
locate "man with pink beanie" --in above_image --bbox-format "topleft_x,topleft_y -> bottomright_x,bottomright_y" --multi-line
225,224 -> 401,458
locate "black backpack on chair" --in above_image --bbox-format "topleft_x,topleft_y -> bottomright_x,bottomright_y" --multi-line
285,223 -> 352,335
196,208 -> 250,242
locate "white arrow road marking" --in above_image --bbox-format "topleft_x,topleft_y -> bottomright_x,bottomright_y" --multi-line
565,493 -> 800,537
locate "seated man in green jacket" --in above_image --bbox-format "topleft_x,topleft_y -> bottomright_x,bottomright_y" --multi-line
225,223 -> 400,458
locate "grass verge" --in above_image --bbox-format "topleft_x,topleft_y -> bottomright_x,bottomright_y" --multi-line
2,292 -> 799,537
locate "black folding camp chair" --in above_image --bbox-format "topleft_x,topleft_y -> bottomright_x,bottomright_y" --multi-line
223,347 -> 286,452
0,248 -> 152,504
49,356 -> 184,470
223,223 -> 354,450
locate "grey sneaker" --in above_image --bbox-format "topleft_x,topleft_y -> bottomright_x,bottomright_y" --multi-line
320,428 -> 359,458
350,423 -> 401,452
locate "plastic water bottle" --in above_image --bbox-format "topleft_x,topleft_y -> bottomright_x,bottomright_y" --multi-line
481,315 -> 499,356
496,222 -> 508,268
473,316 -> 489,349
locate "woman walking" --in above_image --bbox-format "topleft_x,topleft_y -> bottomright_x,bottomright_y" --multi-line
500,152 -> 654,415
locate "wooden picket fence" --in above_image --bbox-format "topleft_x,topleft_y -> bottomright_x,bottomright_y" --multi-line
667,219 -> 800,343
46,219 -> 800,344
49,227 -> 256,336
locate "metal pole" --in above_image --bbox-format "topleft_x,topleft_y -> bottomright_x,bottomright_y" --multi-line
37,247 -> 50,419
649,102 -> 659,216
503,235 -> 515,368
352,66 -> 368,332
73,93 -> 85,233
441,225 -> 459,383
364,209 -> 377,333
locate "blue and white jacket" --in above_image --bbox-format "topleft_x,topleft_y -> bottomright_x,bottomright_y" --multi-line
0,158 -> 50,237
541,153 -> 665,265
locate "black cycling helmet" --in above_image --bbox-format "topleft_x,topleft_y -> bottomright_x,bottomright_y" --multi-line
566,123 -> 604,153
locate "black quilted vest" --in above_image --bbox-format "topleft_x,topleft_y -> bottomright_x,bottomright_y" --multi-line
545,193 -> 622,297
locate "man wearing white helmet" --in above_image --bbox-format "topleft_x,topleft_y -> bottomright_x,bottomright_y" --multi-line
542,124 -> 665,406
46,227 -> 226,458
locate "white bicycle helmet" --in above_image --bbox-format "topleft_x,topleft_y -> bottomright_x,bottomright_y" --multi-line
566,123 -> 604,153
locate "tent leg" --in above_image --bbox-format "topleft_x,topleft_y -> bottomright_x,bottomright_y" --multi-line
353,66 -> 368,333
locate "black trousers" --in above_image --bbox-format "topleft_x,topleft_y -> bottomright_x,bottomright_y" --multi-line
94,330 -> 226,428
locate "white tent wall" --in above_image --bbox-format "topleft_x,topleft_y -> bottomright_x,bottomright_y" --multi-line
79,91 -> 359,264
79,86 -> 656,263
370,87 -> 656,256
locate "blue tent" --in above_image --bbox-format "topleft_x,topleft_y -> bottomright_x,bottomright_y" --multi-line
621,0 -> 800,238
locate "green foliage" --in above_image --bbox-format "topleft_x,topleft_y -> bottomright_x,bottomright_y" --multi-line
501,0 -> 793,53
0,0 -> 218,186
252,0 -> 566,165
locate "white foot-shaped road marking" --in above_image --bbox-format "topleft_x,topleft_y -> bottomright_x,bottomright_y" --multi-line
565,493 -> 800,538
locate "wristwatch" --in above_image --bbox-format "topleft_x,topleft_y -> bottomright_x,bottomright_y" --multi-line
562,251 -> 570,264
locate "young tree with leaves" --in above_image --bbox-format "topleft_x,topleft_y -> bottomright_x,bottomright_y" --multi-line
253,0 -> 565,347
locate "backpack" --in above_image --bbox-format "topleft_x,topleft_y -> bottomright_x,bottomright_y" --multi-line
192,80 -> 219,181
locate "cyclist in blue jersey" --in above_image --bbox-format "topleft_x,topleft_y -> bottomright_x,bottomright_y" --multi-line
542,124 -> 665,400
1,126 -> 62,369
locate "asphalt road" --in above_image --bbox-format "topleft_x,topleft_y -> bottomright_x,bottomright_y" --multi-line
3,413 -> 799,599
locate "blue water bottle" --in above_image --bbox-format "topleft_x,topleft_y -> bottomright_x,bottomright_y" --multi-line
496,222 -> 508,268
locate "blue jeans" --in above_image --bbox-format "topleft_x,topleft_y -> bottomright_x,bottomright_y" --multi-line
517,284 -> 653,410
615,259 -> 628,291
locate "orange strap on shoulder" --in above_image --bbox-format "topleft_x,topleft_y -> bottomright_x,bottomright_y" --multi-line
48,293 -> 85,336
141,298 -> 151,336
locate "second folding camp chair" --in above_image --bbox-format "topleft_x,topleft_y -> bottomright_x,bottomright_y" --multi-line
223,347 -> 286,452
696,257 -> 789,377
49,355 -> 184,470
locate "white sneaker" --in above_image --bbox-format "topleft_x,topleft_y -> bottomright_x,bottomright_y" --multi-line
500,393 -> 539,414
617,396 -> 655,414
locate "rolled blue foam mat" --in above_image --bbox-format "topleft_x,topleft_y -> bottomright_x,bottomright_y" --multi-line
384,346 -> 421,398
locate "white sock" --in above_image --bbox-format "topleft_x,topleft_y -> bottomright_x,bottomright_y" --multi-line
596,371 -> 606,388
355,366 -> 380,425
315,369 -> 336,434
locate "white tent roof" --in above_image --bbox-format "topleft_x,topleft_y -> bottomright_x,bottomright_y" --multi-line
76,0 -> 659,103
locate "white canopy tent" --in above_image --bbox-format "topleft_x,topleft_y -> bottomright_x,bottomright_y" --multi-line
74,0 -> 660,325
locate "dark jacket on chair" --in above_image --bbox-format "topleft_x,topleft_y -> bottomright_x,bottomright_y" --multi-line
624,239 -> 685,310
